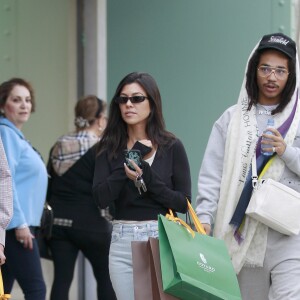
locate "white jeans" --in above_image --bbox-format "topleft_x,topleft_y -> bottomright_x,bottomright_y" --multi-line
238,228 -> 300,300
109,221 -> 158,300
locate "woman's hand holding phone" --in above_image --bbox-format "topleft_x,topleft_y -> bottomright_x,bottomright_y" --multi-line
124,149 -> 147,194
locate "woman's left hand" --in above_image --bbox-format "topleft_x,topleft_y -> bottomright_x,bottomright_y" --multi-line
124,159 -> 147,194
15,227 -> 35,250
262,127 -> 287,156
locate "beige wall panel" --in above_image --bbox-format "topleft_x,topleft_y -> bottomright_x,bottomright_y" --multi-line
0,1 -> 78,299
0,0 -> 77,161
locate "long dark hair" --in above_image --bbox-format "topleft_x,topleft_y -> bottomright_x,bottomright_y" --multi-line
97,72 -> 175,159
246,49 -> 296,114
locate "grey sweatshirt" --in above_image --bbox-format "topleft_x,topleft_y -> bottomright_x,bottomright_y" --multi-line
195,104 -> 300,225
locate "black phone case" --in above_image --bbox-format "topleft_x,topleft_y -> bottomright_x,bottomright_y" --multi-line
132,141 -> 152,157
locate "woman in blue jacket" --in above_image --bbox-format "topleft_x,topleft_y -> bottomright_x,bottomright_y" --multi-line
0,78 -> 48,300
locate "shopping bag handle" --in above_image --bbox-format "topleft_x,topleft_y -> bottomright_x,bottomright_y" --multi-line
166,209 -> 197,237
186,200 -> 206,235
0,269 -> 11,299
167,199 -> 206,237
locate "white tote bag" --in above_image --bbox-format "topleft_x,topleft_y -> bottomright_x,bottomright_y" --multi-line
246,157 -> 300,235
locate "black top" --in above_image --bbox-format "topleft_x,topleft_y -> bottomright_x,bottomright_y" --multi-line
48,145 -> 111,232
93,138 -> 191,220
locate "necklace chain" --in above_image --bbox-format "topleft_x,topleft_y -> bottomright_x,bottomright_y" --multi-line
258,109 -> 272,115
257,104 -> 274,116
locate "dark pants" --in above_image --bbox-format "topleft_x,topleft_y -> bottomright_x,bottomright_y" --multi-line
3,228 -> 46,300
48,225 -> 116,300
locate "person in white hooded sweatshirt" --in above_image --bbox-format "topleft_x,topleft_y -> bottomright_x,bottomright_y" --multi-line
196,33 -> 300,299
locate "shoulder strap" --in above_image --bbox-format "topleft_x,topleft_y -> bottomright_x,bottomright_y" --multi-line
251,155 -> 276,188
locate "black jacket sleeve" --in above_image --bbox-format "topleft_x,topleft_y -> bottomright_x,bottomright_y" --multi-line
142,139 -> 191,213
92,151 -> 127,208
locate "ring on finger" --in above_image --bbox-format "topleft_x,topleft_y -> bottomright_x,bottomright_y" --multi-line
19,239 -> 24,244
272,147 -> 276,153
135,171 -> 142,178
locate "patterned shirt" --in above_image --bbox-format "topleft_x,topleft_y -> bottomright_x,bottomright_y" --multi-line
0,136 -> 13,245
51,131 -> 99,176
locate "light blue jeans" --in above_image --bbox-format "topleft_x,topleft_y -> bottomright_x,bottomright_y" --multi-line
109,221 -> 158,300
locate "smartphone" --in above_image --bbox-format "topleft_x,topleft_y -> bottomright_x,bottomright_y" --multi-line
124,149 -> 142,171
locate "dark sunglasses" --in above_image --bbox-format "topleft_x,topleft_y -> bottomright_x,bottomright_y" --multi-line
114,96 -> 148,104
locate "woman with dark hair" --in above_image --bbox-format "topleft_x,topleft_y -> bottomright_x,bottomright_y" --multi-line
93,72 -> 191,300
0,78 -> 47,299
47,95 -> 116,300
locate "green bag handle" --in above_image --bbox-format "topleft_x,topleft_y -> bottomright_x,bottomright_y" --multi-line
167,199 -> 206,237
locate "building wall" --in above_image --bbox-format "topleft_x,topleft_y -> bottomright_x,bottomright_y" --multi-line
107,0 -> 293,202
0,0 -> 295,299
0,0 -> 77,161
0,1 -> 294,211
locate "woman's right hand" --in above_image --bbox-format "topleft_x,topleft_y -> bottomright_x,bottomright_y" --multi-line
0,245 -> 6,265
202,223 -> 211,235
15,227 -> 35,250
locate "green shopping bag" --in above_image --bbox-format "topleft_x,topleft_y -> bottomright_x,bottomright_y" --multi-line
158,205 -> 242,300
